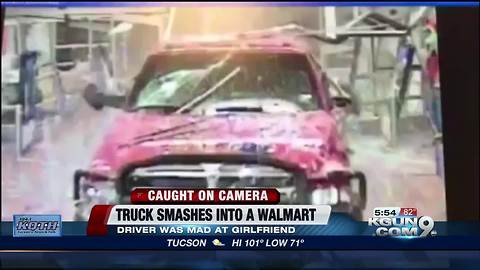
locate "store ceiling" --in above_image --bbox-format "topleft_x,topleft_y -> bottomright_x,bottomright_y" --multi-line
5,7 -> 169,25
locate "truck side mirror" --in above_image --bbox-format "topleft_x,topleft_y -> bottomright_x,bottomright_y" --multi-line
83,84 -> 125,110
332,96 -> 352,109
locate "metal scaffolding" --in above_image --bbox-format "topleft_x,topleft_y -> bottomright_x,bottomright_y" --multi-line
319,8 -> 433,147
241,8 -> 432,146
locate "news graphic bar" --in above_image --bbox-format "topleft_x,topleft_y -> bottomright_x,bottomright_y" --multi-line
109,205 -> 331,225
130,188 -> 280,204
87,205 -> 331,236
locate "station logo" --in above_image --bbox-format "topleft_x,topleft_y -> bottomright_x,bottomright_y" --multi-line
368,208 -> 436,237
13,215 -> 62,237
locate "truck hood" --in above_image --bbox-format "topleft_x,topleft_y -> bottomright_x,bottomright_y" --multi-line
90,111 -> 349,177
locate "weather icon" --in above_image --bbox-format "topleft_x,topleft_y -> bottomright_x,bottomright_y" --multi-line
212,239 -> 225,247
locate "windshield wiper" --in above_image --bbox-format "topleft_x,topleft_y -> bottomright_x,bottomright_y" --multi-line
176,67 -> 242,113
118,118 -> 210,149
133,104 -> 180,112
133,118 -> 209,140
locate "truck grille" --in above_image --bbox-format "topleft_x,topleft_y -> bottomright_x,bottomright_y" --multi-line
123,163 -> 299,203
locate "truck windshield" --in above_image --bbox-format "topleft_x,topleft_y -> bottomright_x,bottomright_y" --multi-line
134,52 -> 319,112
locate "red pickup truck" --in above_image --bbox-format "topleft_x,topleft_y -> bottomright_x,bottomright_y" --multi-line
75,31 -> 366,220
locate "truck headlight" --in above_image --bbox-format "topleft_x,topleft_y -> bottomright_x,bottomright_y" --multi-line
84,181 -> 118,204
311,186 -> 338,205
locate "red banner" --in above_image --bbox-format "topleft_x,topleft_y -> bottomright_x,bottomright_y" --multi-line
86,205 -> 114,236
130,188 -> 280,204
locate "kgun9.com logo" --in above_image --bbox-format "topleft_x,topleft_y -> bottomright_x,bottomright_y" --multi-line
368,208 -> 436,237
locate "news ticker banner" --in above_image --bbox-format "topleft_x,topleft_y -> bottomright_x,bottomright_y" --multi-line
2,213 -> 480,250
3,187 -> 480,250
89,189 -> 442,239
87,205 -> 331,236
5,213 -> 480,237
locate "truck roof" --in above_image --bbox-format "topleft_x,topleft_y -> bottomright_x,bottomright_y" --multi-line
158,33 -> 311,55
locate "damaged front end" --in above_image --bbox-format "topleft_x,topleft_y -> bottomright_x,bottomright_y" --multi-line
73,154 -> 366,221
